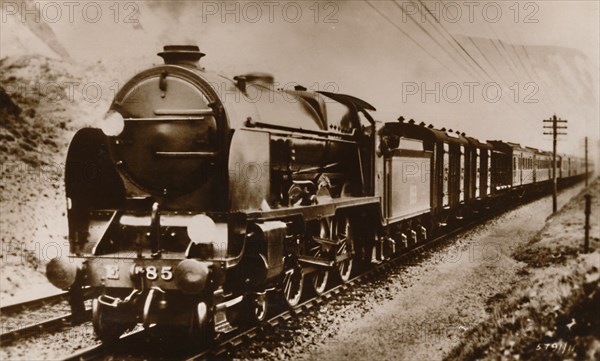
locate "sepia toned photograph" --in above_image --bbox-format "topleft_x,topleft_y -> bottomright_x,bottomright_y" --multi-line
0,1 -> 598,360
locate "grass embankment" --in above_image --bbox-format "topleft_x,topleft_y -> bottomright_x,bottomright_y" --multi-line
446,179 -> 600,361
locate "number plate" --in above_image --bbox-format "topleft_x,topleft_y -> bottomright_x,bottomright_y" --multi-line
131,265 -> 173,281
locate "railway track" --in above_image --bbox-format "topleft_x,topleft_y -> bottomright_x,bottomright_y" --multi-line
1,292 -> 68,314
0,309 -> 92,345
60,198 -> 518,361
0,290 -> 93,346
6,185 -> 576,360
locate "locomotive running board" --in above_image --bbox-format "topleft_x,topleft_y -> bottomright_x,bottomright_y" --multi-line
298,256 -> 334,268
312,236 -> 343,247
247,196 -> 380,222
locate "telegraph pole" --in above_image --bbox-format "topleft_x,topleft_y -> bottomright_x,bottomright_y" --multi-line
543,115 -> 568,213
585,137 -> 589,187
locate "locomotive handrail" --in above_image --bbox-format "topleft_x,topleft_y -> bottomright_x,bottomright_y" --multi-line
154,109 -> 213,116
155,151 -> 218,158
294,162 -> 340,174
124,117 -> 208,122
245,119 -> 356,138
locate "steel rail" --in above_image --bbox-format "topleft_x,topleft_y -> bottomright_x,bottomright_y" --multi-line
1,288 -> 95,345
0,309 -> 92,345
1,292 -> 68,315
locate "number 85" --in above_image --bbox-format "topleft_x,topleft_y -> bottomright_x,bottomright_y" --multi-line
145,266 -> 173,281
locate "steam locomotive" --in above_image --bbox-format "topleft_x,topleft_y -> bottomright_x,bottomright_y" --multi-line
45,45 -> 589,343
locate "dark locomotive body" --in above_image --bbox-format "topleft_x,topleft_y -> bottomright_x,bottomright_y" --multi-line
46,46 -> 591,344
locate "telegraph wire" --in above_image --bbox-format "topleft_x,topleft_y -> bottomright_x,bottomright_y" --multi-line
485,34 -> 522,82
412,0 -> 494,81
391,1 -> 484,81
426,0 -> 542,120
496,25 -> 555,108
364,0 -> 522,123
488,18 -> 553,108
365,0 -> 542,121
390,0 -> 527,121
443,30 -> 540,120
486,24 -> 524,81
415,0 -> 531,116
410,0 -> 492,82
420,0 -> 515,86
363,0 -> 461,77
419,1 -> 510,90
413,0 -> 521,105
520,45 -> 556,104
494,12 -> 589,111
479,28 -> 547,118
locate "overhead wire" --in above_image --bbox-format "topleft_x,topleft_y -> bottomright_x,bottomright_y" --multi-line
390,1 -> 484,81
428,0 -> 541,120
404,0 -> 520,121
456,2 -> 546,120
520,45 -> 556,104
493,19 -> 555,108
416,0 -> 508,85
363,0 -> 461,78
394,0 -> 530,121
480,13 -> 555,113
499,15 -> 589,116
410,0 -> 494,81
366,0 -> 591,148
365,0 -> 542,122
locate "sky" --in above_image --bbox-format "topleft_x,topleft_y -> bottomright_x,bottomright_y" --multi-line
1,0 -> 598,160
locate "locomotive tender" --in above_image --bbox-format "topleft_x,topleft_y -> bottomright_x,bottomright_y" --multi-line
45,45 -> 589,343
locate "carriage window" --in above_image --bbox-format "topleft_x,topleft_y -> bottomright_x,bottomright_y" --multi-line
398,137 -> 424,151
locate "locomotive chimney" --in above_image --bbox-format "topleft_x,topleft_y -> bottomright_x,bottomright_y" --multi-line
158,45 -> 205,67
